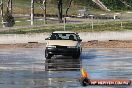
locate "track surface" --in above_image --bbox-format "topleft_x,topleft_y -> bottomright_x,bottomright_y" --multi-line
0,48 -> 132,88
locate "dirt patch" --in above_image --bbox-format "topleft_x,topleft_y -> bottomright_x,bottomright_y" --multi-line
0,43 -> 45,49
0,40 -> 132,48
81,40 -> 132,48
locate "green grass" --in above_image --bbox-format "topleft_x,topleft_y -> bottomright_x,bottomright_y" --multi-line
0,21 -> 132,34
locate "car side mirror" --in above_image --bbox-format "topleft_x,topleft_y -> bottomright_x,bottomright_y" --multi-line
45,37 -> 50,40
78,39 -> 82,42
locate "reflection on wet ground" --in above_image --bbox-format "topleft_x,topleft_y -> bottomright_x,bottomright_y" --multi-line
0,48 -> 132,88
45,57 -> 81,71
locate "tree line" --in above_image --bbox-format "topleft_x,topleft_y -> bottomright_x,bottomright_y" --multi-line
55,0 -> 132,23
2,0 -> 132,27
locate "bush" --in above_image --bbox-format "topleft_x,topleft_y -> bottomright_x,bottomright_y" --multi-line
3,10 -> 15,27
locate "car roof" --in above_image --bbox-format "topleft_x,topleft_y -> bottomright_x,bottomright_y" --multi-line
53,31 -> 77,34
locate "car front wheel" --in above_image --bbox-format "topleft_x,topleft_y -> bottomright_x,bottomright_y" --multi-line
72,51 -> 80,58
45,51 -> 52,59
72,54 -> 80,59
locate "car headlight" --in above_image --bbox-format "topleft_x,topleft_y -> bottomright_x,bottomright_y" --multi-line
68,43 -> 80,48
47,45 -> 56,48
67,46 -> 77,48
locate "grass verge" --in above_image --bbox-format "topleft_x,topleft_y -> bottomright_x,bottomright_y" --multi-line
0,21 -> 132,34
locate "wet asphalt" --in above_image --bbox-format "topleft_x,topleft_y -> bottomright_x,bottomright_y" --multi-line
0,48 -> 132,88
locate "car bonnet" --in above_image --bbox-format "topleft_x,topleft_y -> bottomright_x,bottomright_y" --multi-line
46,40 -> 78,46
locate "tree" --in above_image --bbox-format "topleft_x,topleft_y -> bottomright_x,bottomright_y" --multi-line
3,9 -> 15,27
35,0 -> 47,24
57,0 -> 63,23
7,0 -> 12,14
57,0 -> 73,23
3,0 -> 15,27
66,0 -> 73,16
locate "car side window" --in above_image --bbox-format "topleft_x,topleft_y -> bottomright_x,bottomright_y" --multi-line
50,33 -> 60,40
50,33 -> 56,40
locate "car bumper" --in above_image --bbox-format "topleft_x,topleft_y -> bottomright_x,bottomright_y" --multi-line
46,47 -> 80,55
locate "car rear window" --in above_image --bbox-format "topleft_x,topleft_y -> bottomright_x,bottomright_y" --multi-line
50,33 -> 78,40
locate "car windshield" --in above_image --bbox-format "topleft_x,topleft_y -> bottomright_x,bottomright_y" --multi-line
50,33 -> 78,40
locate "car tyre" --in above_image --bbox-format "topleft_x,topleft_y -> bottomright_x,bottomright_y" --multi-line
45,51 -> 52,59
72,53 -> 80,59
72,50 -> 81,59
72,55 -> 80,59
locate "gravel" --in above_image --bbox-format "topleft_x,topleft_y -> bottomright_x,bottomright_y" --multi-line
0,40 -> 132,48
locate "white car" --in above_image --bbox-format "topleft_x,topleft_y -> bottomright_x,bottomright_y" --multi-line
45,31 -> 82,59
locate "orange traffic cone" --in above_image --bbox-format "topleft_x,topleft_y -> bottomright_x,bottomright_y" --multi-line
80,67 -> 91,86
